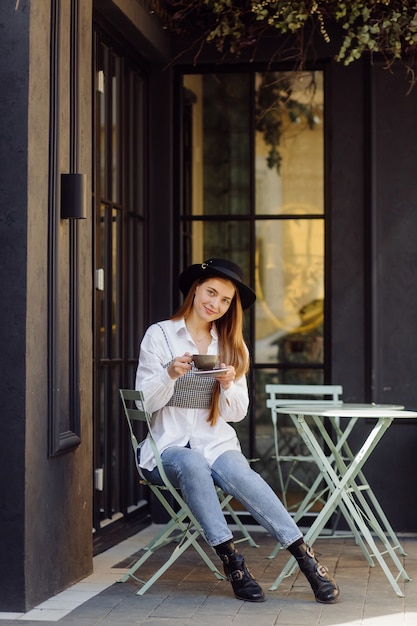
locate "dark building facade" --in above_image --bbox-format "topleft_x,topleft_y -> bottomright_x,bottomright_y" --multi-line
0,0 -> 416,612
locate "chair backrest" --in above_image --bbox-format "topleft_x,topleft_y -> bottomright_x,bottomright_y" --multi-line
265,384 -> 343,425
120,388 -> 180,495
119,388 -> 149,456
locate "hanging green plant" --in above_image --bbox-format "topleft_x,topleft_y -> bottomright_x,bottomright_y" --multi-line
165,1 -> 417,73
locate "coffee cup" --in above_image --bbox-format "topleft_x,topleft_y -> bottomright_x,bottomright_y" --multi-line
192,354 -> 218,370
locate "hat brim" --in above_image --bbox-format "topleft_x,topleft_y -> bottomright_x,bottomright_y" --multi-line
179,263 -> 256,310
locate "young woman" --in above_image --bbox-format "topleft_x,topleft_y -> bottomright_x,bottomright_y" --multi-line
135,258 -> 339,604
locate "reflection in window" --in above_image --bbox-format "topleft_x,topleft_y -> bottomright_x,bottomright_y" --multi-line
255,72 -> 323,215
255,216 -> 324,366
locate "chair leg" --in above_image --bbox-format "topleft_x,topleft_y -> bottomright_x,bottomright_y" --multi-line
118,516 -> 186,583
119,485 -> 224,593
136,528 -> 224,596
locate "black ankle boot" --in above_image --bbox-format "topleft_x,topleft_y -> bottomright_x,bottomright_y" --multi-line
216,542 -> 265,602
289,543 -> 339,603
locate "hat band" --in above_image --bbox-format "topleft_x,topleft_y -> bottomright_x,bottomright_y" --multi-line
201,261 -> 243,284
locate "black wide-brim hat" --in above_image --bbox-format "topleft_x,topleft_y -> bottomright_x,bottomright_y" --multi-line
179,258 -> 256,310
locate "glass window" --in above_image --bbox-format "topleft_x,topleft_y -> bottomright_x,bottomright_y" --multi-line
255,217 -> 324,368
255,71 -> 324,215
183,74 -> 251,217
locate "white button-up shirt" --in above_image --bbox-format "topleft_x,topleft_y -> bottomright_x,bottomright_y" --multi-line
135,318 -> 249,471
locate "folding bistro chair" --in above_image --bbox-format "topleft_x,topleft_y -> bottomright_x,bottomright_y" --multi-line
118,389 -> 256,595
265,383 -> 344,559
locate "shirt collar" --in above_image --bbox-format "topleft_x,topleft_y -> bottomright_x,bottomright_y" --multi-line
175,317 -> 217,339
174,318 -> 188,336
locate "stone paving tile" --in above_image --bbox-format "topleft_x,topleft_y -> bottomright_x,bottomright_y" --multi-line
1,532 -> 416,625
75,535 -> 417,626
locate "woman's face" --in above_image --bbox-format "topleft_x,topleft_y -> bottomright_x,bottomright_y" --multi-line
193,277 -> 236,323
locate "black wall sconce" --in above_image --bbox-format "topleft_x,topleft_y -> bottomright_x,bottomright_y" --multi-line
61,173 -> 87,219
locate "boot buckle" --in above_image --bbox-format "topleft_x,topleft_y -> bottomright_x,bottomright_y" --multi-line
316,563 -> 330,578
306,544 -> 315,559
227,570 -> 244,582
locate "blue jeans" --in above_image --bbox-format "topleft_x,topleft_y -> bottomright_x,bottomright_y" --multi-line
140,447 -> 303,548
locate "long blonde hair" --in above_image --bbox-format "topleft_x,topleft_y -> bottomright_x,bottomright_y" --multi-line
171,277 -> 249,426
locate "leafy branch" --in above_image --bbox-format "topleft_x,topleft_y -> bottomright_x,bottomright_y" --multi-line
166,1 -> 417,74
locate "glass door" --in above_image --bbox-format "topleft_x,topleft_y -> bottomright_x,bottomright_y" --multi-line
180,70 -> 325,503
92,25 -> 148,541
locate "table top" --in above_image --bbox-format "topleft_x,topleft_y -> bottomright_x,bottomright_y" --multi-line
275,403 -> 417,418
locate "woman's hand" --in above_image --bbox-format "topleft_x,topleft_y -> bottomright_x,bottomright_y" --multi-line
217,363 -> 236,390
167,352 -> 192,380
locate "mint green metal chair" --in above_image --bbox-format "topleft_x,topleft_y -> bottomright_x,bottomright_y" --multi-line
118,389 -> 257,595
265,383 -> 344,559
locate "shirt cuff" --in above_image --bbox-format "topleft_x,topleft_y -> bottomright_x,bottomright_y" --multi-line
220,383 -> 234,406
162,365 -> 174,385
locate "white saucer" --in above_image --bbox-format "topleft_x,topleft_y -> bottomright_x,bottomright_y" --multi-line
193,367 -> 230,376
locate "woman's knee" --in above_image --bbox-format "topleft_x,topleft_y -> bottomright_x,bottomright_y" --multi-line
212,450 -> 266,492
213,449 -> 251,476
162,446 -> 211,480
